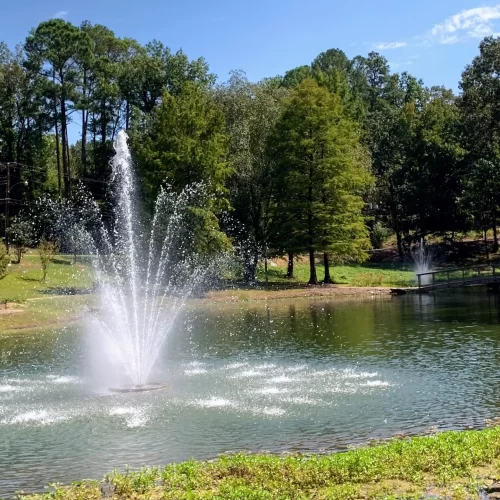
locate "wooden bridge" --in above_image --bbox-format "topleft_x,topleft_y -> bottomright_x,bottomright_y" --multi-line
392,264 -> 500,294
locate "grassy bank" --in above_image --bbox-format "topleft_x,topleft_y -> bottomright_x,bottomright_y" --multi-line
0,295 -> 94,332
0,253 -> 92,302
0,253 -> 94,332
0,253 -> 405,332
16,427 -> 500,499
0,253 -> 412,304
257,261 -> 414,287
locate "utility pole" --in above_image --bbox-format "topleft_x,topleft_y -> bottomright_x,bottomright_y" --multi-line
4,163 -> 10,253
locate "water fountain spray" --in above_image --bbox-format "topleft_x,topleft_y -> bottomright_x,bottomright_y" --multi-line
85,131 -> 214,390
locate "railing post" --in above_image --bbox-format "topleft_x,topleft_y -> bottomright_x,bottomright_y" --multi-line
432,272 -> 435,290
463,269 -> 465,285
418,274 -> 421,289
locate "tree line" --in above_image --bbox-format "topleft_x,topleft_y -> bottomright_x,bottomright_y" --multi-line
2,19 -> 500,284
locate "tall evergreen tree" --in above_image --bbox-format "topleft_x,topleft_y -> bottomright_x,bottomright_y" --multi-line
132,82 -> 231,255
271,79 -> 372,285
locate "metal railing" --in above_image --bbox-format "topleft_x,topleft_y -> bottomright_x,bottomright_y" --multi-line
416,264 -> 500,290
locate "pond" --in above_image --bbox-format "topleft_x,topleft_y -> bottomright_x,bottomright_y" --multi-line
1,291 -> 500,497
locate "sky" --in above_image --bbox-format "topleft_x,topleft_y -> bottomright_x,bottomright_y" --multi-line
2,0 -> 500,91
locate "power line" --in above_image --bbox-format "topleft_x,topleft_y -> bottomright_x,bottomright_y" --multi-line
0,161 -> 110,185
0,199 -> 29,206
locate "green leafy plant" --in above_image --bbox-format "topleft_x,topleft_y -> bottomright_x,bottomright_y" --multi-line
38,238 -> 59,282
370,222 -> 392,249
0,242 -> 9,280
7,217 -> 33,264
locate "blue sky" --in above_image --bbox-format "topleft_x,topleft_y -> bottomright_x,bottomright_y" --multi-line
2,0 -> 500,91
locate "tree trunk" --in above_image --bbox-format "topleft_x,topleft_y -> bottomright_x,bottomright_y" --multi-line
52,71 -> 62,199
65,126 -> 71,196
396,231 -> 404,260
493,224 -> 499,253
243,249 -> 257,283
59,77 -> 70,198
308,248 -> 318,285
484,228 -> 490,260
82,108 -> 87,176
323,252 -> 332,284
286,251 -> 294,279
125,101 -> 130,130
81,70 -> 88,176
92,112 -> 97,167
101,98 -> 107,170
54,111 -> 62,200
111,110 -> 121,142
253,251 -> 259,283
6,109 -> 14,162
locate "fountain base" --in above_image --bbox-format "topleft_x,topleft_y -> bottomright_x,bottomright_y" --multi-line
109,383 -> 167,393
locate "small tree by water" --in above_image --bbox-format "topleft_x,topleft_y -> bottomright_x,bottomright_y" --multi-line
0,243 -> 9,280
38,239 -> 59,282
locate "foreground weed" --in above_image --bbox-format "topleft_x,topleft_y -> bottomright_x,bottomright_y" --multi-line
16,428 -> 500,499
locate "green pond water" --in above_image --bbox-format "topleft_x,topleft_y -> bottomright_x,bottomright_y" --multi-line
1,291 -> 500,497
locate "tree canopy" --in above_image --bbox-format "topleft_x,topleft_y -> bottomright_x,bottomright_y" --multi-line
2,20 -> 500,281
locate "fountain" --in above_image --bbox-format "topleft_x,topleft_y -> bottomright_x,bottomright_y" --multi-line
84,131 -> 212,390
412,238 -> 433,286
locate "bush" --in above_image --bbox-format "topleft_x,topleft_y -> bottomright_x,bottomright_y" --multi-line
352,272 -> 384,286
0,242 -> 9,280
7,217 -> 33,264
370,222 -> 392,249
38,238 -> 59,282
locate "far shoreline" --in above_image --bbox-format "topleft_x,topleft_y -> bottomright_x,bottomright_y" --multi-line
0,284 -> 395,333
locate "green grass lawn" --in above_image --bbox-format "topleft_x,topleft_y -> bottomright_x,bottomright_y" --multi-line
17,427 -> 500,499
0,252 -> 93,302
1,253 -> 414,305
257,261 -> 416,287
0,252 -> 414,332
0,295 -> 95,332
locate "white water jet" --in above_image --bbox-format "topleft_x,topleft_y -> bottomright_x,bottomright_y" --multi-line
412,238 -> 433,286
85,131 -> 212,388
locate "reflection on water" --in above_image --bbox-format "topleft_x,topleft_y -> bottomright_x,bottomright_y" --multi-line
1,291 -> 500,496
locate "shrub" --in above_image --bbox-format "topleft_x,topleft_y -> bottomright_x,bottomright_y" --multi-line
352,272 -> 384,287
0,242 -> 9,280
38,238 -> 59,282
7,217 -> 33,264
370,222 -> 392,249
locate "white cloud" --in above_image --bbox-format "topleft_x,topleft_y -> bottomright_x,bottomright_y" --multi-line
373,41 -> 407,50
440,35 -> 460,45
364,5 -> 500,52
53,10 -> 68,18
430,5 -> 500,44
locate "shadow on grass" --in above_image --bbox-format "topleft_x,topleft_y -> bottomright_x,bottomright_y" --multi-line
51,256 -> 94,266
39,287 -> 93,296
18,276 -> 42,282
51,258 -> 73,266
